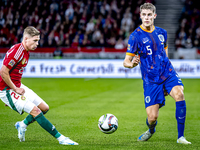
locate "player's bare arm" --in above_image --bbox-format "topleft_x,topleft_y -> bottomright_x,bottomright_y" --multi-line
0,65 -> 25,95
123,55 -> 140,68
165,46 -> 168,57
163,46 -> 169,97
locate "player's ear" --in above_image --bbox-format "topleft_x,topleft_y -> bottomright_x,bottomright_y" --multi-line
23,35 -> 28,41
24,36 -> 28,40
154,13 -> 157,19
24,37 -> 28,44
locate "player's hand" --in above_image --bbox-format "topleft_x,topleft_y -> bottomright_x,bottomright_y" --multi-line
15,87 -> 25,95
132,55 -> 140,67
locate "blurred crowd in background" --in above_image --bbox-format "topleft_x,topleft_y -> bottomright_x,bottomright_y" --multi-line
0,0 -> 155,49
1,0 -> 199,51
175,0 -> 200,50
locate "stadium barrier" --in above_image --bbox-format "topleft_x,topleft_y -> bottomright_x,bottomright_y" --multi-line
1,47 -> 200,59
174,47 -> 200,59
0,47 -> 127,59
0,59 -> 199,78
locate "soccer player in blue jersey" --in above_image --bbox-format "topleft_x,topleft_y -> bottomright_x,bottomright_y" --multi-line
123,3 -> 191,144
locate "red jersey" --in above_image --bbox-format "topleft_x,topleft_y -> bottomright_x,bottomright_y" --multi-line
0,43 -> 29,90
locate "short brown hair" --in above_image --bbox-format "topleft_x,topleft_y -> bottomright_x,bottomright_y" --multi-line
23,26 -> 40,37
140,3 -> 156,14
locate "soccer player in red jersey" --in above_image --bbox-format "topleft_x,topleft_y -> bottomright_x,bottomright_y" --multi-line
0,26 -> 78,145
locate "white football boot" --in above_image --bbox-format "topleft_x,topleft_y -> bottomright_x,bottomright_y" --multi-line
15,121 -> 27,142
177,136 -> 191,144
137,130 -> 153,141
59,137 -> 79,145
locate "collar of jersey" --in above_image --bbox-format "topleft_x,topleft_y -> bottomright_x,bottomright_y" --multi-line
140,25 -> 155,33
21,43 -> 25,50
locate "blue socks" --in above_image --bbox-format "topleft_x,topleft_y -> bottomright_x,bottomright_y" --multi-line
146,118 -> 157,134
176,100 -> 186,138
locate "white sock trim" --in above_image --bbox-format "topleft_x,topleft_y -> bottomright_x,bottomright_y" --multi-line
21,121 -> 28,128
57,135 -> 66,141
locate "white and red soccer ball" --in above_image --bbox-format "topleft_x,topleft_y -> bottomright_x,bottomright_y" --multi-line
98,113 -> 118,134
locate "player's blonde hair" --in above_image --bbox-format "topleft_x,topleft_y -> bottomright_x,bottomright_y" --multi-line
23,26 -> 40,38
140,3 -> 156,14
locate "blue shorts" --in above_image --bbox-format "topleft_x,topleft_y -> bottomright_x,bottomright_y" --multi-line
143,73 -> 184,108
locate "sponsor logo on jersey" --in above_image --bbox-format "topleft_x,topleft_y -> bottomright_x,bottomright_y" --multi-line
127,44 -> 130,50
8,59 -> 15,67
158,34 -> 165,42
142,37 -> 149,44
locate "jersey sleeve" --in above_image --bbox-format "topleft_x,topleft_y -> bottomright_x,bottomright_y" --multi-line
126,33 -> 139,57
3,45 -> 23,70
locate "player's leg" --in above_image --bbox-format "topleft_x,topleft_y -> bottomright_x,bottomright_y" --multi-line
0,89 -> 27,142
169,85 -> 191,144
16,85 -> 78,145
21,102 -> 49,128
15,99 -> 78,145
170,85 -> 185,138
164,74 -> 191,144
29,105 -> 78,145
146,104 -> 159,134
137,104 -> 159,141
18,84 -> 49,128
0,89 -> 31,142
137,82 -> 165,142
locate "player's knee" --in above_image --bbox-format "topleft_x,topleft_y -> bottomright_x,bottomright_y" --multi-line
148,115 -> 158,123
44,105 -> 49,112
174,91 -> 184,101
171,86 -> 185,101
38,102 -> 49,112
30,106 -> 42,117
43,105 -> 49,114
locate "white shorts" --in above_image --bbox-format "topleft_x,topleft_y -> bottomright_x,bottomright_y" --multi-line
0,84 -> 45,115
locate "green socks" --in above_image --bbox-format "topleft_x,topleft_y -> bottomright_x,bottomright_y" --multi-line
23,114 -> 35,126
23,110 -> 49,126
34,112 -> 61,138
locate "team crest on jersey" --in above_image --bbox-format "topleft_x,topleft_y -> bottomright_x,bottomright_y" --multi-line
158,34 -> 165,42
8,59 -> 15,67
145,96 -> 151,103
21,96 -> 26,100
21,58 -> 27,65
142,37 -> 149,44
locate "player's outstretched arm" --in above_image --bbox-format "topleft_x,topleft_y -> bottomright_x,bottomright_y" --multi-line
123,55 -> 140,68
0,65 -> 25,95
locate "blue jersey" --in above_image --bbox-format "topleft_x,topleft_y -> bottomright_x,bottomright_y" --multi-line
126,25 -> 176,84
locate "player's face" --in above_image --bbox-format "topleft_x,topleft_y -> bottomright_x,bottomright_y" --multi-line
140,9 -> 156,29
25,35 -> 40,51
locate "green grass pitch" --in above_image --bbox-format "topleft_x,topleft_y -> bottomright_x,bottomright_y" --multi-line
0,78 -> 200,150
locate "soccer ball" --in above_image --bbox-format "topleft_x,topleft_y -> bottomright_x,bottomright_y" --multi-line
98,113 -> 118,134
